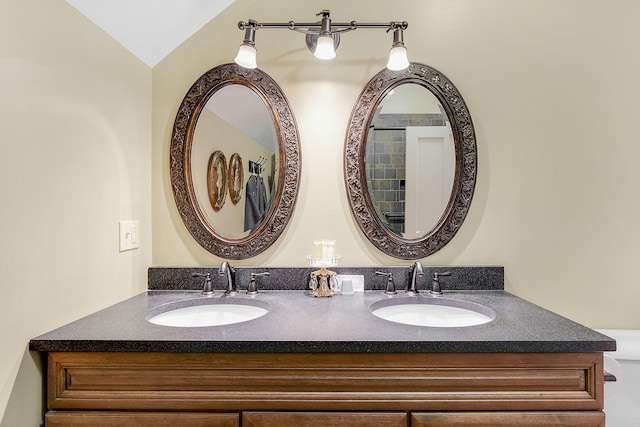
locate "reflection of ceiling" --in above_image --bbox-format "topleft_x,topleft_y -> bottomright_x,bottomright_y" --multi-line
65,0 -> 234,67
206,85 -> 277,153
380,85 -> 443,115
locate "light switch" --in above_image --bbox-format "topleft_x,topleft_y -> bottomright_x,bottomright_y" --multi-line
119,220 -> 139,251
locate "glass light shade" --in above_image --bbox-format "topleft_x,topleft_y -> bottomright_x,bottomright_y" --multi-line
235,44 -> 257,69
314,35 -> 336,60
386,46 -> 410,71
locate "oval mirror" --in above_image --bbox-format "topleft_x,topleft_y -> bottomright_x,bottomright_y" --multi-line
170,64 -> 301,259
192,85 -> 278,237
344,63 -> 477,259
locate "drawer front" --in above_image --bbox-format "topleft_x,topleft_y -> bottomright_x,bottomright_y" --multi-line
243,411 -> 407,427
45,411 -> 238,427
412,412 -> 605,427
48,352 -> 603,412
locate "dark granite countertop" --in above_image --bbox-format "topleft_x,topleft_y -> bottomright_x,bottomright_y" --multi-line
30,289 -> 615,353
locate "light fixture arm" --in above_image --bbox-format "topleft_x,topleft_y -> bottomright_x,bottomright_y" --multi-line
239,19 -> 258,47
318,9 -> 332,37
388,22 -> 408,47
238,21 -> 406,34
237,12 -> 407,37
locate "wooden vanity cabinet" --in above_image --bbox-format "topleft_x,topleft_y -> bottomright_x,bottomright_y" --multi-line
44,351 -> 606,427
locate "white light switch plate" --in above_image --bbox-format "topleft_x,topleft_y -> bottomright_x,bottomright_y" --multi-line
119,220 -> 139,251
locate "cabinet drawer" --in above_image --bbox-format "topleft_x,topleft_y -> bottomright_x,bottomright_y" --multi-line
45,411 -> 238,427
243,411 -> 407,427
412,412 -> 605,427
48,352 -> 603,412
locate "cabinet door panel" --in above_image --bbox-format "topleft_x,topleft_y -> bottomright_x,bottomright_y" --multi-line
45,411 -> 238,427
411,412 -> 604,427
243,411 -> 407,427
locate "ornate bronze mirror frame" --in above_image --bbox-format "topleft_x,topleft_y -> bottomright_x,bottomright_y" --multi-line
170,64 -> 301,259
344,63 -> 477,259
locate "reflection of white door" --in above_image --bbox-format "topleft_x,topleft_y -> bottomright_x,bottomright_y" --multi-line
404,126 -> 455,239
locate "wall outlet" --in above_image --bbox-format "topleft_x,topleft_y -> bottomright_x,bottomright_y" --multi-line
119,220 -> 139,251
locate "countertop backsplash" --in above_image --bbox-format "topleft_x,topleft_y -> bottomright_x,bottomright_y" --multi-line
148,265 -> 504,292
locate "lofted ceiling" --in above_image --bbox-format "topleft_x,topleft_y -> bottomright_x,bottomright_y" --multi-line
66,0 -> 235,67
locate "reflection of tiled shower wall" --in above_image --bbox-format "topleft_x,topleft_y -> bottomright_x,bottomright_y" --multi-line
366,113 -> 446,235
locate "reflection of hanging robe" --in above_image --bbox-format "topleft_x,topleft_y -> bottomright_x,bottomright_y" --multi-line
244,175 -> 268,232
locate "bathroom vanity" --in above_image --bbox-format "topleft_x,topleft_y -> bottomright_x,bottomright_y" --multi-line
30,267 -> 615,427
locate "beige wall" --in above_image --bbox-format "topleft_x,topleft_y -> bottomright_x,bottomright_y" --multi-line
153,0 -> 640,330
0,0 -> 152,424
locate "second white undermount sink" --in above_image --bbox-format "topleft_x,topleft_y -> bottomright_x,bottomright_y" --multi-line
370,297 -> 495,327
146,297 -> 270,327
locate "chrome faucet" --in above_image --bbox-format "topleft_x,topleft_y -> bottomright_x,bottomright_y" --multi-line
219,261 -> 236,295
406,261 -> 424,295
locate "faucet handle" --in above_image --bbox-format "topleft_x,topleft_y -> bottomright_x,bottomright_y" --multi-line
376,271 -> 397,295
192,272 -> 213,295
247,272 -> 269,295
431,271 -> 451,296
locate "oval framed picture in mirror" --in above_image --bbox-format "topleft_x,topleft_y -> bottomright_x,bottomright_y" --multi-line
206,150 -> 227,212
228,153 -> 243,205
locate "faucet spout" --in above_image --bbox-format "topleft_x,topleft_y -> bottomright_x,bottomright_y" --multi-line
219,261 -> 236,295
406,261 -> 424,295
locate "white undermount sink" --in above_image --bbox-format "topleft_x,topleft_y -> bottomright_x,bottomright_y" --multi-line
370,297 -> 495,327
146,297 -> 270,327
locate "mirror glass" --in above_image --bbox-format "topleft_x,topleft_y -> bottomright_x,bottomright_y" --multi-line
345,63 -> 477,259
191,84 -> 278,239
170,64 -> 301,259
366,83 -> 455,239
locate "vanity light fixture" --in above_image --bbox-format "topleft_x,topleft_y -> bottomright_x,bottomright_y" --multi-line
235,9 -> 409,70
386,22 -> 410,71
234,19 -> 258,69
